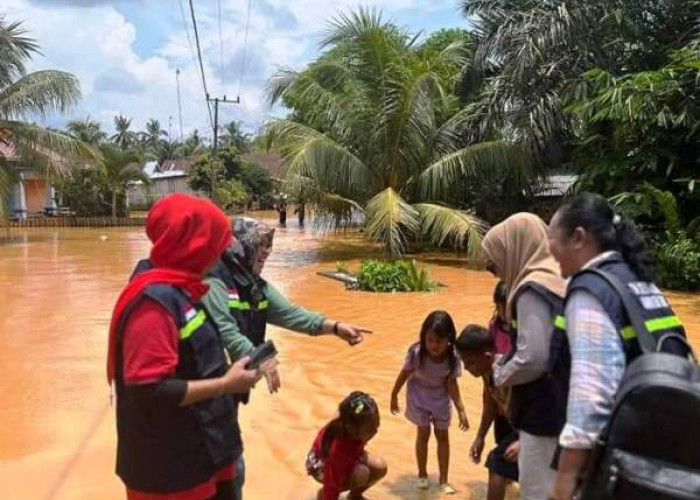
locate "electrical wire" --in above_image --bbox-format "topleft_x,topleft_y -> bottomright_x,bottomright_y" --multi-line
187,0 -> 215,131
237,0 -> 254,99
177,0 -> 211,134
217,0 -> 226,91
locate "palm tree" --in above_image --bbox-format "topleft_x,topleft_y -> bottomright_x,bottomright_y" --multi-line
0,19 -> 97,217
99,145 -> 148,221
176,129 -> 205,157
66,117 -> 106,146
266,8 -> 524,257
111,115 -> 136,149
459,0 -> 700,161
221,121 -> 251,152
141,118 -> 168,149
154,139 -> 179,165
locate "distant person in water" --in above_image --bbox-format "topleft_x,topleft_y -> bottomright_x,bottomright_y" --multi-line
202,216 -> 373,500
277,199 -> 287,227
295,203 -> 306,227
390,310 -> 469,495
306,392 -> 386,500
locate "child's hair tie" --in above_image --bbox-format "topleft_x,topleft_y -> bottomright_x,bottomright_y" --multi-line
349,392 -> 372,414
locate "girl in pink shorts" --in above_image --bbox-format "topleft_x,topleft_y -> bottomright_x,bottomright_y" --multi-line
390,310 -> 469,495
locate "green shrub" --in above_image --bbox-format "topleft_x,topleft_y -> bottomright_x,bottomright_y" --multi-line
336,261 -> 351,274
653,233 -> 700,291
58,167 -> 127,217
356,259 -> 437,292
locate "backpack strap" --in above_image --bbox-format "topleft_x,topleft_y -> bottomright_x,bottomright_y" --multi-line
586,269 -> 694,358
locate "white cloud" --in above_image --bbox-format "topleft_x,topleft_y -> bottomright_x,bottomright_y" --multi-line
4,0 -> 460,136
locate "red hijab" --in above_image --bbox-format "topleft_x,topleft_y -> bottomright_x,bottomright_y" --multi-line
107,194 -> 232,382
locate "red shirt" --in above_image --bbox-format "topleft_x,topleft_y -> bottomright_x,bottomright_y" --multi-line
311,426 -> 366,500
122,298 -> 235,500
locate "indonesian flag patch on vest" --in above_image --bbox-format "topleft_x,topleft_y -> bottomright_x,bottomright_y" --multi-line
183,306 -> 197,322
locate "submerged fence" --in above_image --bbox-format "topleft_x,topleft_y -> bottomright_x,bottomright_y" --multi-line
9,216 -> 147,228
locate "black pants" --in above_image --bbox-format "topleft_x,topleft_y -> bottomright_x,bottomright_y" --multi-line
486,415 -> 519,482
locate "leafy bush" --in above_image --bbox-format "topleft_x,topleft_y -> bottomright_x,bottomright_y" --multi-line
58,167 -> 127,217
653,233 -> 700,291
356,259 -> 437,292
215,179 -> 249,212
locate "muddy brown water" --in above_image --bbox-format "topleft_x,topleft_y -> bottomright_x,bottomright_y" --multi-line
1,215 -> 699,500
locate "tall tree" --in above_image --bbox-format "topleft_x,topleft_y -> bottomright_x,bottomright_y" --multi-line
176,129 -> 205,157
267,8 -> 525,256
111,114 -> 136,149
0,19 -> 97,217
98,145 -> 148,220
141,118 -> 167,149
66,117 -> 106,146
459,0 -> 700,163
221,121 -> 251,152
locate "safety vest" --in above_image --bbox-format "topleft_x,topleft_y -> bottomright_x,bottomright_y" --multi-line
564,254 -> 687,363
209,260 -> 268,348
507,282 -> 569,436
116,275 -> 242,492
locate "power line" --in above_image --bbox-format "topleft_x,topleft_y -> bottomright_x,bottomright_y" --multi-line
177,0 -> 210,134
217,0 -> 226,90
187,0 -> 215,131
238,0 -> 254,98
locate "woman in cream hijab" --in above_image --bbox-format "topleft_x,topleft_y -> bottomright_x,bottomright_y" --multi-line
481,213 -> 567,500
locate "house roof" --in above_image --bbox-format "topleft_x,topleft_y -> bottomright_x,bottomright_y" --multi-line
140,155 -> 201,180
159,155 -> 200,174
537,174 -> 578,197
241,153 -> 286,180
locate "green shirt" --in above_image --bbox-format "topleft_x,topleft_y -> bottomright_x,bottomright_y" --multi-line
203,277 -> 326,362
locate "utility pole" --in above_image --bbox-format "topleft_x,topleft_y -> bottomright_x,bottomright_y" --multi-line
206,94 -> 240,199
208,94 -> 240,154
176,69 -> 184,142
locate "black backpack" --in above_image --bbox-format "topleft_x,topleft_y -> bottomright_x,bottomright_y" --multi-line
578,270 -> 700,500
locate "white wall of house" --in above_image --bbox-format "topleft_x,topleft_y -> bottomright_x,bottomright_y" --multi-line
127,175 -> 200,207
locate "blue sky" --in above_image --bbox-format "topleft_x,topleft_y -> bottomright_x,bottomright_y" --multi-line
4,0 -> 468,139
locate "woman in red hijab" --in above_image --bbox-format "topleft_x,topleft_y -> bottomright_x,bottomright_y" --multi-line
107,194 -> 262,500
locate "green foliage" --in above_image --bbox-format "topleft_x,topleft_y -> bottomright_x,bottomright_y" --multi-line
215,178 -> 248,211
188,155 -> 222,195
187,146 -> 273,207
266,7 -> 530,257
66,117 -> 106,145
653,234 -> 700,291
239,162 -> 273,199
0,18 -> 97,217
610,183 -> 680,232
221,121 -> 252,153
58,167 -> 126,217
356,259 -> 437,292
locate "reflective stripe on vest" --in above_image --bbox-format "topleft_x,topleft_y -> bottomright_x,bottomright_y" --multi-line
180,309 -> 206,339
228,299 -> 269,311
553,315 -> 680,341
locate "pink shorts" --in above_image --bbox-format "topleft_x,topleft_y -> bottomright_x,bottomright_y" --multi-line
405,399 -> 451,430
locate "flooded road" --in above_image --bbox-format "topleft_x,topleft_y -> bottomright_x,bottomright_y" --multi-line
1,217 -> 699,500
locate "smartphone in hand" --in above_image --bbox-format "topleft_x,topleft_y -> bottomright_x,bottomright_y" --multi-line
245,340 -> 277,370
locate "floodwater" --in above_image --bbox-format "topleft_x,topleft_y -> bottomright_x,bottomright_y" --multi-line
1,216 -> 700,500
